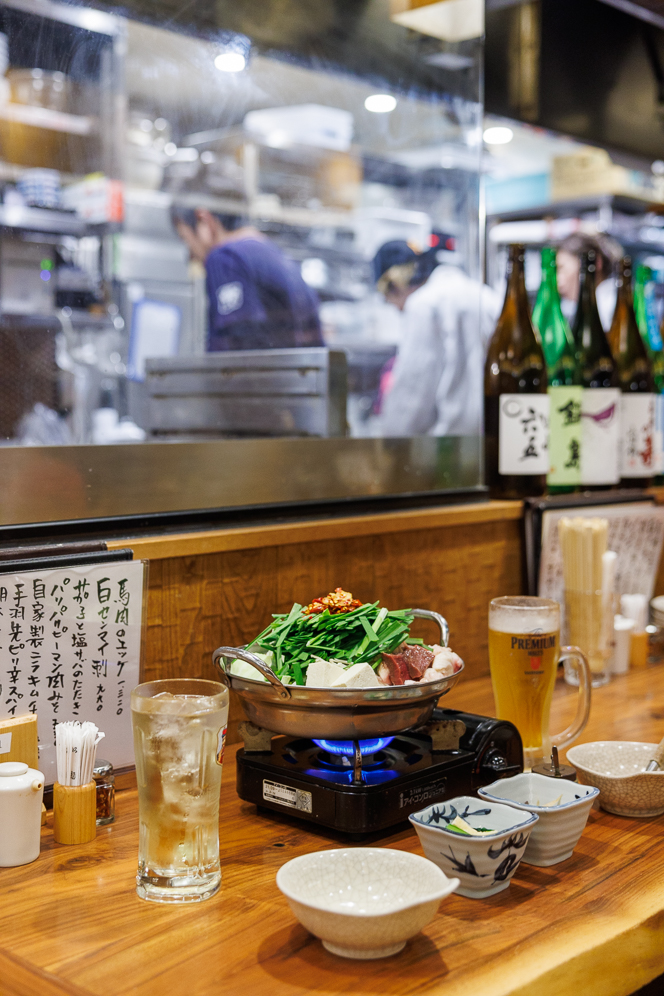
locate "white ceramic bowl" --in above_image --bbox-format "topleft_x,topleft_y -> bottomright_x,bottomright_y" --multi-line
276,847 -> 458,959
567,741 -> 664,817
478,773 -> 599,866
409,795 -> 537,899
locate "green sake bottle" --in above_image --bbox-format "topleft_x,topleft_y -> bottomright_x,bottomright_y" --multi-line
634,264 -> 664,479
532,247 -> 582,493
634,264 -> 664,391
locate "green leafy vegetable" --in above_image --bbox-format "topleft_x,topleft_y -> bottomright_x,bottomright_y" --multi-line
248,601 -> 416,686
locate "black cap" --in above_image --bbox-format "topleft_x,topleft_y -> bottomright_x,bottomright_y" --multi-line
372,240 -> 420,284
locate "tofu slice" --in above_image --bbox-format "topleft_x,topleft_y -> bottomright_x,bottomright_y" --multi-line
330,662 -> 381,689
305,658 -> 347,687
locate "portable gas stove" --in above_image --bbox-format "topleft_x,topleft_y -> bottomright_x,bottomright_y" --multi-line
236,707 -> 523,835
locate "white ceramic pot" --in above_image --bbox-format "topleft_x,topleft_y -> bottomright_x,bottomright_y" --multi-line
478,773 -> 599,866
409,795 -> 537,898
0,761 -> 45,867
276,847 -> 459,959
567,741 -> 664,817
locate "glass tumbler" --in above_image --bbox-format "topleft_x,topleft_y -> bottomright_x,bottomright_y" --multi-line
131,678 -> 229,903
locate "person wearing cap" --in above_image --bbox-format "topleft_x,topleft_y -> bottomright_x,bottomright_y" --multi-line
375,236 -> 500,437
173,208 -> 323,351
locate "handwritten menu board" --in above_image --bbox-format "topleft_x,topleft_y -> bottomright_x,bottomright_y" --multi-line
0,561 -> 145,785
538,503 -> 664,616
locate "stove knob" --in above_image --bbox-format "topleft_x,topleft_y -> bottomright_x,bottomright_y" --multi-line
480,748 -> 521,779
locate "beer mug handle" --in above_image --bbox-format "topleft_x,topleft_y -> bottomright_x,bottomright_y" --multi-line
551,646 -> 592,750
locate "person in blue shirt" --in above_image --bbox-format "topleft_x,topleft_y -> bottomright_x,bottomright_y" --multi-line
173,208 -> 323,351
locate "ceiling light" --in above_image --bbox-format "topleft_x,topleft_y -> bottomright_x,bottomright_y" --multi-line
215,52 -> 246,73
164,142 -> 177,156
365,94 -> 397,113
483,126 -> 514,145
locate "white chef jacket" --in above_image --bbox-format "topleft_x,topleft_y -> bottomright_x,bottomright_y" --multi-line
380,265 -> 501,437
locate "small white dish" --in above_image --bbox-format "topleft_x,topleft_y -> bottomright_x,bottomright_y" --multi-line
478,773 -> 599,866
276,847 -> 458,959
567,741 -> 664,818
409,795 -> 537,898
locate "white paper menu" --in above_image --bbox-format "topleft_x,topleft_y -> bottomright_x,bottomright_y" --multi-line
0,560 -> 145,785
538,502 -> 664,613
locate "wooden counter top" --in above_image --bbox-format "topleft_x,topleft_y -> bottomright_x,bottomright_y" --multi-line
2,666 -> 663,996
106,499 -> 522,560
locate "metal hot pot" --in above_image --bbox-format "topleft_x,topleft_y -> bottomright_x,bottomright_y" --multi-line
212,608 -> 462,740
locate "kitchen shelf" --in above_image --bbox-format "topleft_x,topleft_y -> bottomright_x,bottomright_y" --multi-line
0,203 -> 87,235
0,102 -> 96,136
487,193 -> 664,223
173,190 -> 355,231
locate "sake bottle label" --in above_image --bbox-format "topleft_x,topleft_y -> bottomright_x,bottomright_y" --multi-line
620,393 -> 656,477
580,388 -> 621,485
498,394 -> 550,475
547,385 -> 583,486
654,395 -> 664,475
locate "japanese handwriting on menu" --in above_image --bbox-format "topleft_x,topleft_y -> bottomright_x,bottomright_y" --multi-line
28,579 -> 45,717
539,505 -> 664,610
92,576 -> 110,713
0,561 -> 144,787
71,577 -> 88,717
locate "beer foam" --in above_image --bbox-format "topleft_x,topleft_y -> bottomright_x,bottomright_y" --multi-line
490,603 -> 558,635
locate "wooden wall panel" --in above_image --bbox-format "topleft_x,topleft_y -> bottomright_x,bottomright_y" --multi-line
140,516 -> 523,742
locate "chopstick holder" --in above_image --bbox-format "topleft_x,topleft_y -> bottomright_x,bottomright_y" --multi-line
53,782 -> 97,844
53,722 -> 105,846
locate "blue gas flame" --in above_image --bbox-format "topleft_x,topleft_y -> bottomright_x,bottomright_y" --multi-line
312,737 -> 394,756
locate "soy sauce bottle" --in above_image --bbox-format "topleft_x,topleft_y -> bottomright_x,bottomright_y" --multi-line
485,244 -> 549,498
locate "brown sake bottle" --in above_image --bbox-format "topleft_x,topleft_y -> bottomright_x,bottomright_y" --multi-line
484,244 -> 549,498
607,256 -> 656,487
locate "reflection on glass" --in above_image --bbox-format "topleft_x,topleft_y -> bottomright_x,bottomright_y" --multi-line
0,0 -> 483,447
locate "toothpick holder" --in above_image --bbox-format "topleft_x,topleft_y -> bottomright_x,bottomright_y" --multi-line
53,782 -> 97,845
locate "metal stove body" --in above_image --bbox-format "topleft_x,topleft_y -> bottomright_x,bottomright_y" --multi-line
236,708 -> 523,835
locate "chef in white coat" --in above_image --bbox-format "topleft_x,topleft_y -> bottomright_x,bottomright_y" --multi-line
375,237 -> 500,437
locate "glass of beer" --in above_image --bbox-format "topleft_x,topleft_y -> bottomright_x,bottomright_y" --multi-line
131,678 -> 229,903
489,597 -> 591,769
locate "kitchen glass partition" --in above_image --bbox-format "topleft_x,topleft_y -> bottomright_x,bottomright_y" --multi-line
0,0 -> 485,525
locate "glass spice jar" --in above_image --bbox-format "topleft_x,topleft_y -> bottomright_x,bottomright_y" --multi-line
93,758 -> 115,826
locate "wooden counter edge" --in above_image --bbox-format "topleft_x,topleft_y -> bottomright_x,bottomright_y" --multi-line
0,947 -> 93,996
438,894 -> 664,996
106,500 -> 522,560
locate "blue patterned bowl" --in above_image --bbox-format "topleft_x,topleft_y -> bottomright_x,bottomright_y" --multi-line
409,795 -> 538,898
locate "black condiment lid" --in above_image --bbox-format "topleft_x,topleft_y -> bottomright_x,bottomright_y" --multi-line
531,760 -> 577,781
93,758 -> 113,779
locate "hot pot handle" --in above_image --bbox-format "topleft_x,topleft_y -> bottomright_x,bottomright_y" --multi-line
411,608 -> 449,648
212,647 -> 292,700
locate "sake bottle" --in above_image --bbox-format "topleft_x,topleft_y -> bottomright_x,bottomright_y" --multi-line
532,247 -> 582,493
572,249 -> 621,488
607,257 -> 656,487
634,263 -> 664,477
484,244 -> 549,499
